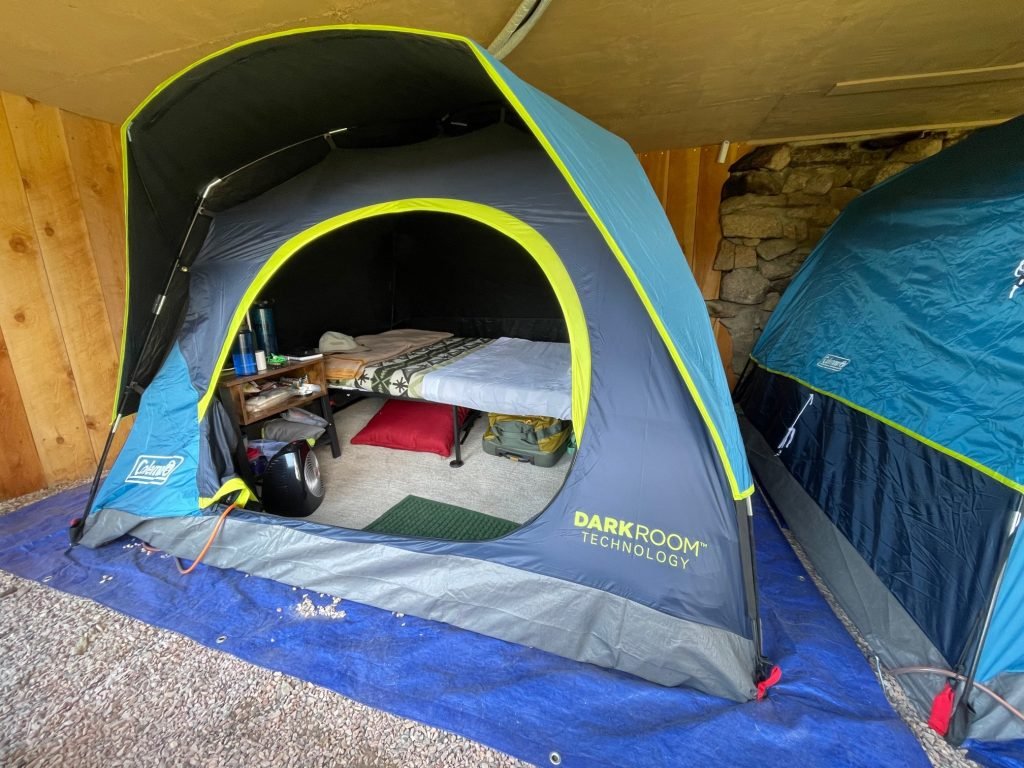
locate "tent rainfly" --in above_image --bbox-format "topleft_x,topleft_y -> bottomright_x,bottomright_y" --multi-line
741,115 -> 1024,742
72,25 -> 769,701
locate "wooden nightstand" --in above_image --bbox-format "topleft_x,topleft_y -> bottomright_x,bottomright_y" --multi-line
218,356 -> 341,458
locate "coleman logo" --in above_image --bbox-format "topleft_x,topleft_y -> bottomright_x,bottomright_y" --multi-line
126,455 -> 184,485
1010,260 -> 1024,299
573,511 -> 708,572
816,354 -> 849,372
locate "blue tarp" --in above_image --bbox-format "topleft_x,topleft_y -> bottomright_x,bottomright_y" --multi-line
966,739 -> 1024,768
0,486 -> 936,766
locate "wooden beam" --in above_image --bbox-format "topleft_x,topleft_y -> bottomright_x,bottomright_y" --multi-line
664,147 -> 701,271
692,142 -> 749,301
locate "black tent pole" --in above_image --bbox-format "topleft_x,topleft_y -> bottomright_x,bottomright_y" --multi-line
947,493 -> 1023,744
68,185 -> 216,545
69,255 -> 187,545
736,496 -> 770,680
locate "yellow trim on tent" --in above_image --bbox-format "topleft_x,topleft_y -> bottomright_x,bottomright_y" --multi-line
199,476 -> 255,508
750,356 -> 1024,495
458,41 -> 753,500
118,24 -> 750,499
111,122 -> 132,419
196,199 -> 591,439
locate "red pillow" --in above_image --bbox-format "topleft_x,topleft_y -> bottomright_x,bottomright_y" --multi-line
351,400 -> 468,457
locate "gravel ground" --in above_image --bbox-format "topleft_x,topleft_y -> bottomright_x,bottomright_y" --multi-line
0,484 -> 983,766
0,484 -> 526,768
0,572 -> 527,768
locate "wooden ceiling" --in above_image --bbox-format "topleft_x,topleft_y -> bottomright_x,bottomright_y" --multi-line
1,0 -> 1021,150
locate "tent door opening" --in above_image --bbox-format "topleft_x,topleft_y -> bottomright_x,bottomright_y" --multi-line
218,206 -> 583,541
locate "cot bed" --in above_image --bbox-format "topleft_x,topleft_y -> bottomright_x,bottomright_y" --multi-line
325,331 -> 572,466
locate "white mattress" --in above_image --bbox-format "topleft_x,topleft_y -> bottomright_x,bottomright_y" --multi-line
420,337 -> 572,419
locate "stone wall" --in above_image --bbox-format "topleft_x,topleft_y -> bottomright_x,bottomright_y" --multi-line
707,130 -> 968,375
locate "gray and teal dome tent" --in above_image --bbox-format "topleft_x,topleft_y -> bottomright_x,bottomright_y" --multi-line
73,26 -> 767,700
741,116 -> 1024,740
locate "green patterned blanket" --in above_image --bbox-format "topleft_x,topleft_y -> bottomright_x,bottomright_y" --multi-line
328,336 -> 492,397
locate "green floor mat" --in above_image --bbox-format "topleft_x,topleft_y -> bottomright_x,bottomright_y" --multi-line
364,495 -> 520,541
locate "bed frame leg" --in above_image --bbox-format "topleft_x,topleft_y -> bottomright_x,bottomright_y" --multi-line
450,405 -> 464,468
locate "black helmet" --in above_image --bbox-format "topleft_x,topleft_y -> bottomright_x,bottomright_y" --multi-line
260,441 -> 324,517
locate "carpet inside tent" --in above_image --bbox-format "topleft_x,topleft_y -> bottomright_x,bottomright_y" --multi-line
0,486 -> 967,767
308,399 -> 569,532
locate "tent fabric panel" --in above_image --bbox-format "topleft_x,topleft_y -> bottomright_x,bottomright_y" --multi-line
113,146 -> 181,414
979,526 -> 1024,680
390,213 -> 569,342
126,28 -> 502,254
195,399 -> 252,507
93,343 -> 202,517
966,671 -> 1024,742
753,116 -> 1024,490
472,318 -> 750,637
742,417 -> 1024,741
472,46 -> 752,501
741,364 -> 1014,665
79,506 -> 757,700
166,128 -> 750,638
253,215 -> 569,350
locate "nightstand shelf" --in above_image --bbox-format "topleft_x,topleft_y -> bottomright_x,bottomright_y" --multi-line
218,356 -> 340,458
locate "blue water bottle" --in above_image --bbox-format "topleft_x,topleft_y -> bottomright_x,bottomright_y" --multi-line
232,329 -> 258,376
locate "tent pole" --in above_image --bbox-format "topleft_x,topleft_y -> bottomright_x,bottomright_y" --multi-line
69,250 -> 188,545
736,496 -> 770,678
947,493 -> 1023,744
69,183 -> 217,546
68,414 -> 123,544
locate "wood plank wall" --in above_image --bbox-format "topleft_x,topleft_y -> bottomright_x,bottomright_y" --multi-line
638,142 -> 749,389
0,87 -> 745,502
0,92 -> 126,501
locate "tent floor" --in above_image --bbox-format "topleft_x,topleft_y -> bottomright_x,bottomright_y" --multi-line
305,399 -> 570,532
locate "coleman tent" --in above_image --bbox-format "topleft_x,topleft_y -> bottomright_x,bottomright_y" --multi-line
73,25 -> 768,701
741,116 -> 1024,740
